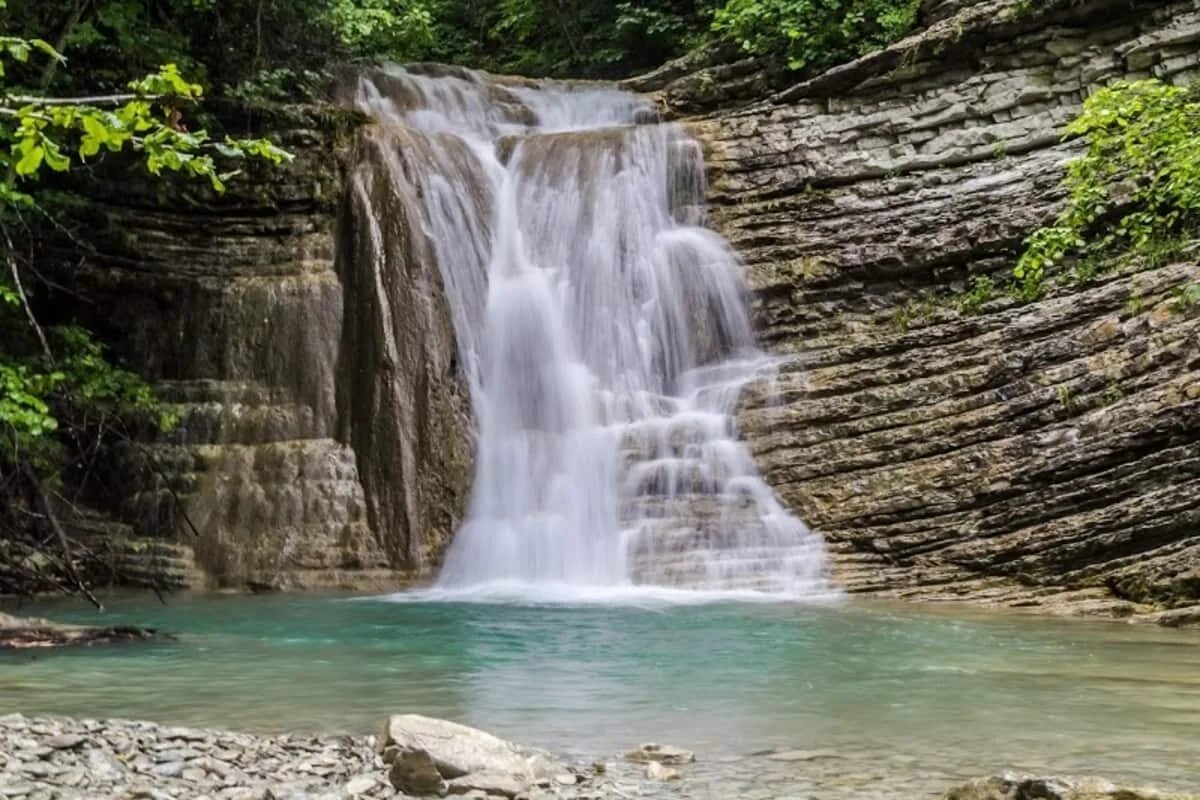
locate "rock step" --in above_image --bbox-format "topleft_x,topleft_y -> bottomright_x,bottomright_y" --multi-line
152,401 -> 320,446
621,491 -> 762,522
630,547 -> 824,591
621,456 -> 740,495
616,412 -> 734,461
153,379 -> 293,406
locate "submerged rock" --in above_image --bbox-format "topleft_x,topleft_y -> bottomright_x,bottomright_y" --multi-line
0,612 -> 165,650
625,743 -> 696,765
942,774 -> 1200,800
644,762 -> 681,781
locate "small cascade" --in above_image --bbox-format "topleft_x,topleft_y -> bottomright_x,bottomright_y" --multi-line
345,65 -> 828,595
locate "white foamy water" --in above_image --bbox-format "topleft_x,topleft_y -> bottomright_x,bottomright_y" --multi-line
347,65 -> 829,597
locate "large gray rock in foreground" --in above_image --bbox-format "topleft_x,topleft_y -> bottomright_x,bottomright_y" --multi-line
380,714 -> 566,796
943,774 -> 1200,800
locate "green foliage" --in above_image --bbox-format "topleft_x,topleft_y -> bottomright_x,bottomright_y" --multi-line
0,27 -> 289,481
1170,282 -> 1200,312
958,274 -> 999,316
420,0 -> 714,79
711,0 -> 920,72
1015,79 -> 1200,299
322,0 -> 436,59
889,296 -> 937,332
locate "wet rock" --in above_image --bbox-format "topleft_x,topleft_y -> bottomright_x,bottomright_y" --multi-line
941,774 -> 1197,800
625,743 -> 695,765
388,748 -> 448,797
644,762 -> 681,782
764,748 -> 840,762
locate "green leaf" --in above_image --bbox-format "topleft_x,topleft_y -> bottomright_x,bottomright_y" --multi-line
14,144 -> 44,176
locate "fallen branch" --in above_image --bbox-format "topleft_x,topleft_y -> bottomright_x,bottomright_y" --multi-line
23,464 -> 104,610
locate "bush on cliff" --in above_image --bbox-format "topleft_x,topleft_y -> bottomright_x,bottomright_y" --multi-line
1016,78 -> 1200,299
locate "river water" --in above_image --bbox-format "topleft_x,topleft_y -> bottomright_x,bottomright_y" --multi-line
3,592 -> 1198,797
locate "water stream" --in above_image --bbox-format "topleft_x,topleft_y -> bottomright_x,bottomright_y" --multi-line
345,66 -> 827,594
4,594 -> 1199,798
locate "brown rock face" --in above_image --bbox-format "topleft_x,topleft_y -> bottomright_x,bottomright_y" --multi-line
336,127 -> 475,572
685,0 -> 1200,617
55,106 -> 471,589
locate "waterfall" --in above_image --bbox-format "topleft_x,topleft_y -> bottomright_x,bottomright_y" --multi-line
346,65 -> 828,596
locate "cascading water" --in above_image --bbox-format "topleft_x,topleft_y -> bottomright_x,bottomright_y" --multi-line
347,65 -> 828,596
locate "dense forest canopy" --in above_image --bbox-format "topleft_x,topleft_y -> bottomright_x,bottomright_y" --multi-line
1,0 -> 925,94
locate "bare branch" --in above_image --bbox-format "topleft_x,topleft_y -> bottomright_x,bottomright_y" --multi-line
2,92 -> 161,107
2,222 -> 53,360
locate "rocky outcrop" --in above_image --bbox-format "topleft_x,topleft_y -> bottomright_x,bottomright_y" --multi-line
336,127 -> 474,571
677,0 -> 1200,618
54,105 -> 472,589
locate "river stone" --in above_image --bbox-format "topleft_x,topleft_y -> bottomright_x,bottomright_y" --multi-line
388,748 -> 448,796
765,748 -> 841,762
343,775 -> 377,796
625,743 -> 695,765
43,735 -> 84,751
445,770 -> 528,798
380,715 -> 562,782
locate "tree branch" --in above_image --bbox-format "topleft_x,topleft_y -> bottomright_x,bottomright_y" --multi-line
23,464 -> 104,610
3,92 -> 146,107
2,223 -> 53,361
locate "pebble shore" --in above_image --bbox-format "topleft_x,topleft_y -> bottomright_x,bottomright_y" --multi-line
0,714 -> 668,800
2,714 -> 1196,800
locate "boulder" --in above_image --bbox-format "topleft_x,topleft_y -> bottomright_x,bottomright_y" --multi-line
380,715 -> 564,793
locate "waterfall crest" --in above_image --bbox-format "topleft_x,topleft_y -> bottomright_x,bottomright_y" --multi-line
345,65 -> 829,595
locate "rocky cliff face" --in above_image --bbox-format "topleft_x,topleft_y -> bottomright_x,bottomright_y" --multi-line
59,106 -> 471,590
660,0 -> 1200,620
56,0 -> 1199,614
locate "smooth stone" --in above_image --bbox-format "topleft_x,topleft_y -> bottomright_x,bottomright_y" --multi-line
44,735 -> 85,751
87,749 -> 127,780
624,743 -> 695,766
152,761 -> 187,778
343,775 -> 377,796
445,771 -> 528,798
380,715 -> 563,782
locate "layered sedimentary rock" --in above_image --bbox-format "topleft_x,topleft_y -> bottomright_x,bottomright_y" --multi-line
648,0 -> 1200,617
58,106 -> 471,589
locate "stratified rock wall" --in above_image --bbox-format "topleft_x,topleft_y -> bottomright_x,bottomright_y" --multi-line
683,0 -> 1200,616
60,108 -> 471,589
